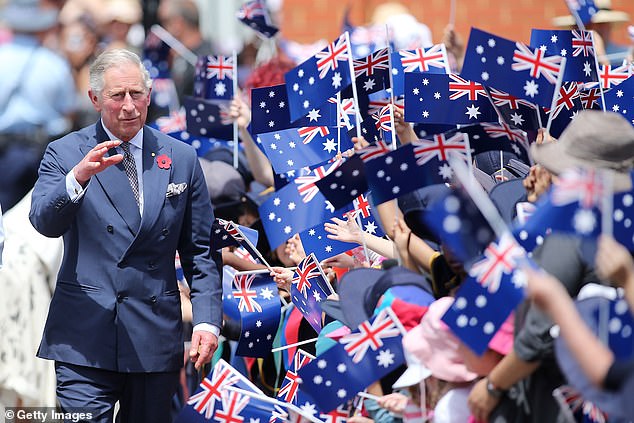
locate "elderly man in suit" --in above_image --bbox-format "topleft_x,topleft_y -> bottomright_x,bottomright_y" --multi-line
29,48 -> 221,422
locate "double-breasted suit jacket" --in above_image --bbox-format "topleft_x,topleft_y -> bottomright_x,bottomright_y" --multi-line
30,122 -> 222,372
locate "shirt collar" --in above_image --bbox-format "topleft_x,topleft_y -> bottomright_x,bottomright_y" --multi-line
101,119 -> 144,151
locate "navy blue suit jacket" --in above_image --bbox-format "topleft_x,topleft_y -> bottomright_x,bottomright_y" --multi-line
30,122 -> 222,372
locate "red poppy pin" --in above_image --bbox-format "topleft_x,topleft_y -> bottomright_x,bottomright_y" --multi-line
156,154 -> 172,170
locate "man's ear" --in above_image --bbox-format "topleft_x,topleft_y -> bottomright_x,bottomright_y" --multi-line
88,90 -> 101,111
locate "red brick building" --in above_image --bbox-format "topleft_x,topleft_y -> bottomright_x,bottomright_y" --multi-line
279,0 -> 634,47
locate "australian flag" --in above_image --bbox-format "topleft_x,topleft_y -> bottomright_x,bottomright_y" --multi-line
364,132 -> 471,205
277,349 -> 315,406
212,218 -> 269,266
298,307 -> 406,412
285,34 -> 353,122
300,194 -> 384,262
486,87 -> 542,131
390,44 -> 450,96
442,234 -> 528,355
545,82 -> 584,138
404,72 -> 498,124
290,253 -> 334,332
176,358 -> 272,422
450,122 -> 531,164
142,31 -> 171,79
236,0 -> 279,38
154,109 -> 186,134
423,186 -> 496,265
596,62 -> 631,90
313,151 -> 372,210
166,129 -> 231,157
257,126 -> 353,173
233,271 -> 281,357
250,83 -> 336,135
352,48 -> 391,95
461,28 -> 564,108
194,55 -> 235,101
603,74 -> 634,124
184,96 -> 233,140
565,0 -> 597,26
258,167 -> 352,249
530,29 -> 598,83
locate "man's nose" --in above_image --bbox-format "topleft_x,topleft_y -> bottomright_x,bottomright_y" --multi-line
121,92 -> 135,110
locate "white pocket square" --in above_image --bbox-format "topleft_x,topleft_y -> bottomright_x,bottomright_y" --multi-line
166,182 -> 187,197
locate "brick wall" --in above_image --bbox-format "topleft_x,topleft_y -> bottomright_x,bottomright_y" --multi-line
280,0 -> 634,48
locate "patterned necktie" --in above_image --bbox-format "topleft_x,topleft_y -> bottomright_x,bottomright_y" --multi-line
120,142 -> 140,206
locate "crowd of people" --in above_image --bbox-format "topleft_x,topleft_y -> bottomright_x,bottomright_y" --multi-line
1,0 -> 634,422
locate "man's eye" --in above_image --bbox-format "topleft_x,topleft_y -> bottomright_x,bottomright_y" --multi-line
111,93 -> 124,100
130,92 -> 144,100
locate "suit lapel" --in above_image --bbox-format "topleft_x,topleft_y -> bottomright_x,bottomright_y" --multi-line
87,122 -> 142,235
139,128 -> 171,235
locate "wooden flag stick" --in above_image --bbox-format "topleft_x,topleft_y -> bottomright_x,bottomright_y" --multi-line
151,25 -> 197,66
232,50 -> 240,169
344,31 -> 363,139
270,337 -> 319,353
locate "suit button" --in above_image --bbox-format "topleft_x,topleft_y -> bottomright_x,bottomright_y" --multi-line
150,296 -> 157,303
107,225 -> 114,233
148,261 -> 156,270
162,228 -> 169,236
116,294 -> 124,303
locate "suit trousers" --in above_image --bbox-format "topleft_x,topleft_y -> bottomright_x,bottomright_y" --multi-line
55,361 -> 179,423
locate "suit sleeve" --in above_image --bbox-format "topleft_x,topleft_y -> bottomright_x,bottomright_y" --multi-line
177,151 -> 223,328
30,141 -> 84,238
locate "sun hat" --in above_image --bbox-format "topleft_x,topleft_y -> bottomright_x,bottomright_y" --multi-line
552,0 -> 630,27
1,0 -> 59,32
394,297 -> 478,385
530,110 -> 634,191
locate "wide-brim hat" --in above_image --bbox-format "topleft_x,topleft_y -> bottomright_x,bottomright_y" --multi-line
552,0 -> 630,27
337,266 -> 433,329
530,110 -> 634,191
2,0 -> 59,32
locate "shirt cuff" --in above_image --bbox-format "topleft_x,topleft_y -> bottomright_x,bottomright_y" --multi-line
66,171 -> 88,202
193,323 -> 221,337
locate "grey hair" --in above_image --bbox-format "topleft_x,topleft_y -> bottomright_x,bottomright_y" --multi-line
89,49 -> 153,96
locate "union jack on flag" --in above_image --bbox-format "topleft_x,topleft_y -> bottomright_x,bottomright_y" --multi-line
320,405 -> 350,423
353,48 -> 389,77
299,126 -> 330,144
449,74 -> 488,100
571,29 -> 594,57
277,349 -> 315,404
206,55 -> 234,80
580,87 -> 602,109
155,109 -> 186,133
468,234 -> 526,294
213,391 -> 250,423
390,44 -> 450,96
488,88 -> 537,109
597,63 -> 631,89
512,42 -> 563,84
236,0 -> 279,38
292,253 -> 324,297
398,44 -> 450,73
290,253 -> 334,332
482,122 -> 528,145
550,167 -> 605,209
294,160 -> 342,204
328,97 -> 357,130
373,104 -> 393,132
187,362 -> 241,419
358,140 -> 391,162
315,35 -> 351,79
546,82 -> 584,138
233,274 -> 262,313
340,307 -> 403,363
412,132 -> 469,166
177,359 -> 270,423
